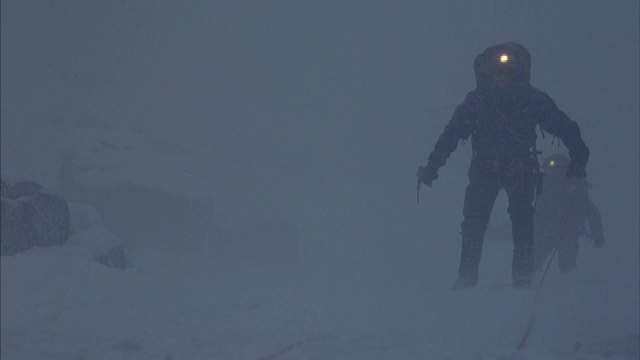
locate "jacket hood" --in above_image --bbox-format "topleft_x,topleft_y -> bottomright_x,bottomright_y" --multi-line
473,42 -> 531,94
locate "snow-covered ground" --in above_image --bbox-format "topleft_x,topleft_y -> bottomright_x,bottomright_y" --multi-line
2,201 -> 638,359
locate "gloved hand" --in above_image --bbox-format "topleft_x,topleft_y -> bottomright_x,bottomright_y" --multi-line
567,144 -> 589,178
566,160 -> 587,178
417,165 -> 439,187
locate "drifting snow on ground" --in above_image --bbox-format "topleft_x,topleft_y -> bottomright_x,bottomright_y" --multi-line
1,217 -> 638,360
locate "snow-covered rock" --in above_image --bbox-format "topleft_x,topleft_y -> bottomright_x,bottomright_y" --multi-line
0,176 -> 129,269
64,201 -> 130,270
60,126 -> 216,251
1,178 -> 71,256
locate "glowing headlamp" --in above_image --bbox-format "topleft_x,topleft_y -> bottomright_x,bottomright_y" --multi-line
500,54 -> 510,63
549,160 -> 556,167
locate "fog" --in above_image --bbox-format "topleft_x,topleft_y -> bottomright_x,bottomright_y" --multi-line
2,1 -> 638,358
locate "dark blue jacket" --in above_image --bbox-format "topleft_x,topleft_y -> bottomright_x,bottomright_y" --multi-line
426,43 -> 589,173
427,87 -> 589,170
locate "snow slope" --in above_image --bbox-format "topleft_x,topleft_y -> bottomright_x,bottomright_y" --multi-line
2,207 -> 637,359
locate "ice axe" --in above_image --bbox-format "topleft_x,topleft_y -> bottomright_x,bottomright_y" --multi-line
416,166 -> 423,203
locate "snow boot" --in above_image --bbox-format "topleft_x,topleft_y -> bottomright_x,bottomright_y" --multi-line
450,272 -> 479,290
451,236 -> 483,290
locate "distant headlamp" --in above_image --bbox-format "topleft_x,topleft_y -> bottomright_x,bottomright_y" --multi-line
549,160 -> 556,167
500,54 -> 510,63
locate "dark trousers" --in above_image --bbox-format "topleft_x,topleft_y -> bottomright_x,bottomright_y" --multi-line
534,223 -> 581,273
458,159 -> 537,283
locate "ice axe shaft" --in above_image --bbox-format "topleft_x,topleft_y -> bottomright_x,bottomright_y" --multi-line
416,166 -> 436,203
416,165 -> 425,203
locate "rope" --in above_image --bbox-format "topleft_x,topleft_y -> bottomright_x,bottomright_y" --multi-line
517,177 -> 583,352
